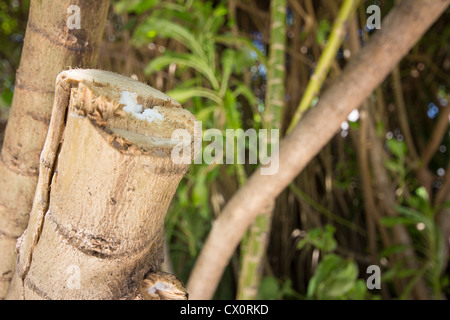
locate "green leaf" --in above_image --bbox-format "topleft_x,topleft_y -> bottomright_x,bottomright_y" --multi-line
395,206 -> 425,223
386,139 -> 407,159
316,19 -> 331,45
233,83 -> 257,106
296,225 -> 337,253
397,268 -> 420,278
213,5 -> 228,17
219,49 -> 236,98
385,159 -> 404,174
380,244 -> 409,258
167,87 -> 222,105
307,254 -> 359,299
204,4 -> 227,36
346,279 -> 368,300
258,276 -> 281,300
380,216 -> 415,227
145,53 -> 219,90
415,186 -> 429,202
140,18 -> 207,60
223,89 -> 242,129
194,106 -> 217,122
0,89 -> 13,107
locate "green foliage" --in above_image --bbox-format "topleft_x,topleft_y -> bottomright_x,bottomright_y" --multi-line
130,1 -> 261,103
297,225 -> 370,300
297,224 -> 337,254
381,117 -> 448,299
258,276 -> 300,300
381,187 -> 446,299
0,0 -> 29,110
307,254 -> 366,300
316,19 -> 331,45
385,138 -> 408,197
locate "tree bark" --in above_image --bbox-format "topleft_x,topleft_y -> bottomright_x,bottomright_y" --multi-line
6,69 -> 196,300
186,0 -> 450,300
0,0 -> 110,298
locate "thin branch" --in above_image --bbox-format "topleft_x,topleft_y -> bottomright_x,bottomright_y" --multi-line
287,0 -> 360,133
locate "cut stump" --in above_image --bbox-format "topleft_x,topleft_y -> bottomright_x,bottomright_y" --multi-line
6,69 -> 196,300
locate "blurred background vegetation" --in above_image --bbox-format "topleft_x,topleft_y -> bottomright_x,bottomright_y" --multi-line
1,0 -> 449,299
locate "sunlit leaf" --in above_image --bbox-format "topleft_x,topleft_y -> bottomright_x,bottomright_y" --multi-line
145,53 -> 219,90
142,18 -> 207,60
167,87 -> 222,105
415,187 -> 429,201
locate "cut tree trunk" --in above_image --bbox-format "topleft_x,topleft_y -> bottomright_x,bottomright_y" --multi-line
0,0 -> 110,298
6,69 -> 196,300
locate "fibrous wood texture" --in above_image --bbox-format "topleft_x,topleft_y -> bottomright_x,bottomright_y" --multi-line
6,69 -> 196,300
0,0 -> 110,298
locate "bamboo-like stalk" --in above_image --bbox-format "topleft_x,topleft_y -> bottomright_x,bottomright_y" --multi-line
262,0 -> 287,130
6,69 -> 196,300
0,0 -> 110,298
236,0 -> 286,300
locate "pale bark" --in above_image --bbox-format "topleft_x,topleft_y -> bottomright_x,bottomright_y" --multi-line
6,69 -> 196,300
0,0 -> 110,298
187,0 -> 450,300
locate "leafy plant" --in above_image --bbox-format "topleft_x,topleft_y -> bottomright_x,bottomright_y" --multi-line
258,276 -> 300,300
297,225 -> 369,300
307,254 -> 367,300
297,224 -> 337,254
381,187 -> 447,299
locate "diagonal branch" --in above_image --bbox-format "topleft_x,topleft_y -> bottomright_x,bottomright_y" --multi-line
186,0 -> 450,300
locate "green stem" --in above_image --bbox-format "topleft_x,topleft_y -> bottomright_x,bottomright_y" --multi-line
287,0 -> 360,134
263,0 -> 288,129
